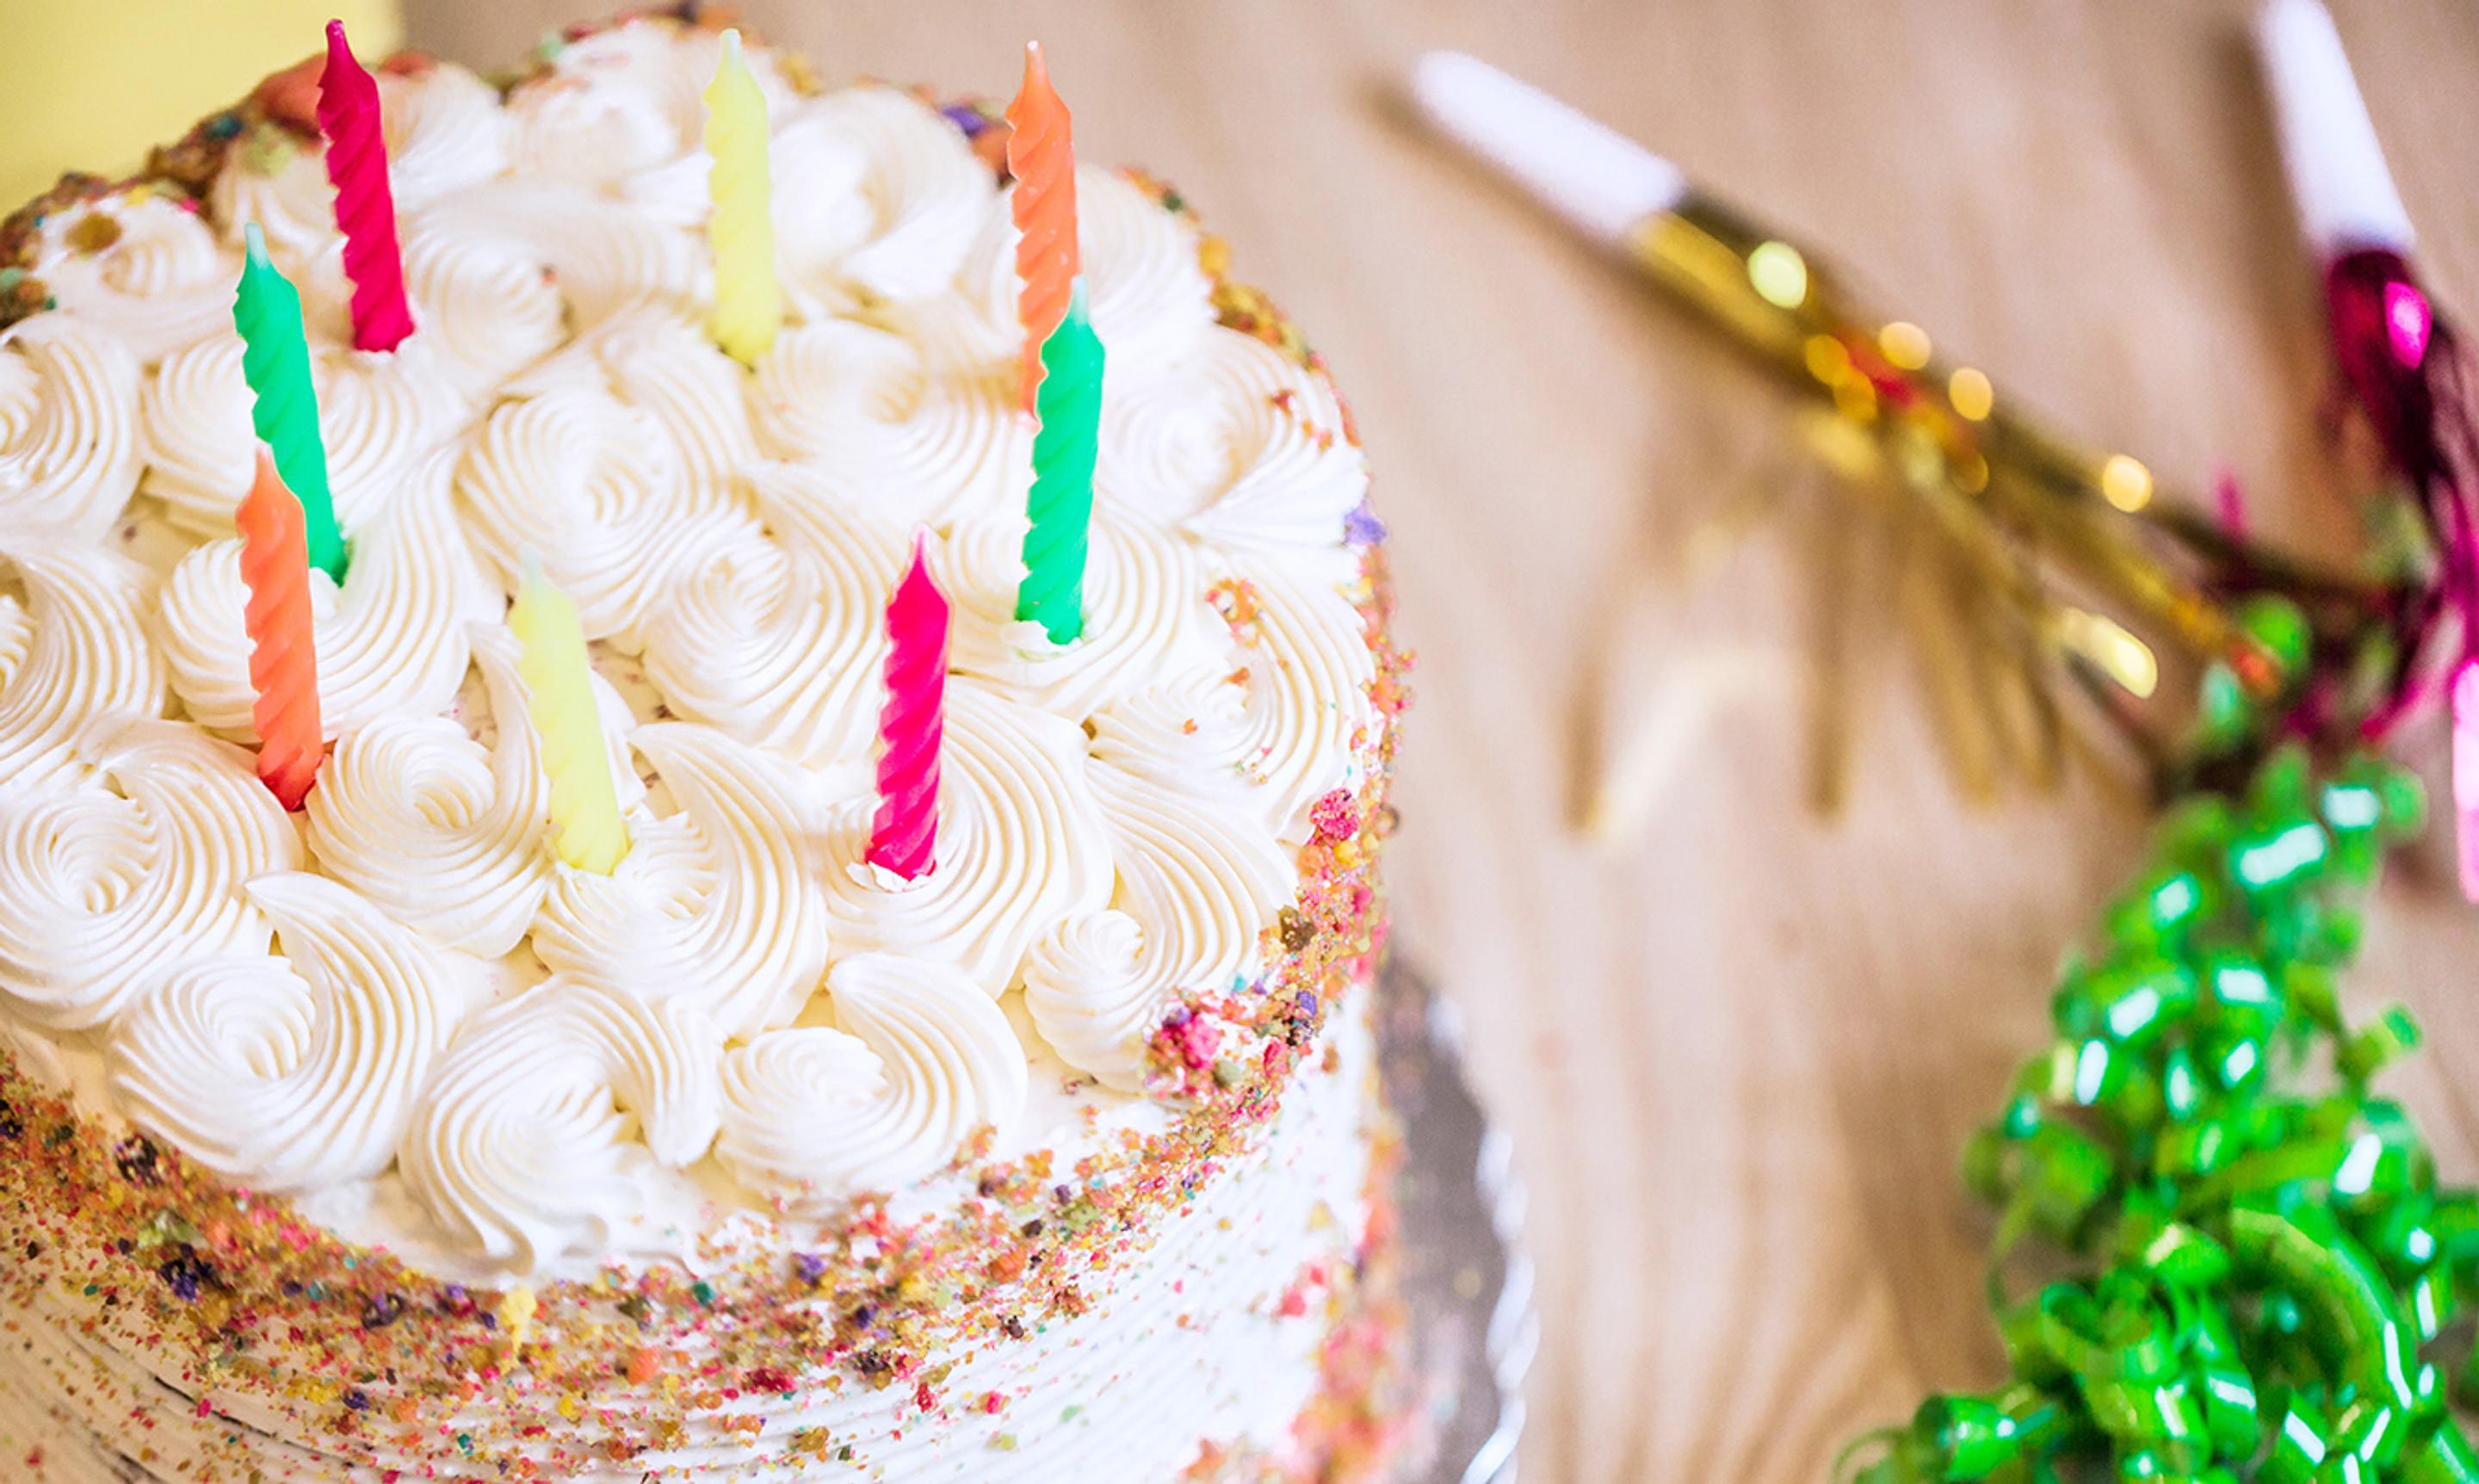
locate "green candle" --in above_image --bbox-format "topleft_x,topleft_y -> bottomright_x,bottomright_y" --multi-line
233,224 -> 346,581
1017,277 -> 1103,646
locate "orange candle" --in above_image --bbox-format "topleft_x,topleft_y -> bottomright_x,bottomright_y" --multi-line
237,445 -> 324,809
1006,41 -> 1078,415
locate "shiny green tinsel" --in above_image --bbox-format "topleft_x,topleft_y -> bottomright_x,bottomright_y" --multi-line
1841,745 -> 2479,1484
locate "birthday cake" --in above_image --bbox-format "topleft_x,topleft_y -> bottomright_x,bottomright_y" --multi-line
0,11 -> 1406,1482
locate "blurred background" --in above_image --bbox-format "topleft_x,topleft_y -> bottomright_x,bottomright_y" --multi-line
14,3 -> 2479,1480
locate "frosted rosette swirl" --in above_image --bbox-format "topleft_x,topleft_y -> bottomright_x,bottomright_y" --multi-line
533,722 -> 831,1040
0,720 -> 304,1031
0,535 -> 164,794
1092,569 -> 1379,845
818,681 -> 1113,993
639,462 -> 910,767
943,509 -> 1231,720
157,456 -> 498,741
1024,761 -> 1296,1089
504,20 -> 796,228
401,181 -> 702,393
966,165 -> 1217,384
400,978 -> 724,1274
141,331 -> 463,537
749,314 -> 1029,528
22,195 -> 237,362
0,315 -> 143,538
303,628 -> 559,957
107,873 -> 486,1191
770,85 -> 993,312
717,953 -> 1029,1213
455,312 -> 762,640
1100,323 -> 1369,578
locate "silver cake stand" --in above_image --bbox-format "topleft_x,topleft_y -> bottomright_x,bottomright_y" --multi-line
1379,957 -> 1536,1484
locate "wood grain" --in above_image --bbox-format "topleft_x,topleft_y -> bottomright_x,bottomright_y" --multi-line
405,3 -> 2479,1479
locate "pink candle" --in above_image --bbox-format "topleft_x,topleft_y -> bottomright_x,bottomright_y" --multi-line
866,533 -> 949,882
318,20 -> 413,353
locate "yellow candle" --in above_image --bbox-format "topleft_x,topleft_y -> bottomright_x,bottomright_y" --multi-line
702,28 -> 780,366
507,560 -> 629,875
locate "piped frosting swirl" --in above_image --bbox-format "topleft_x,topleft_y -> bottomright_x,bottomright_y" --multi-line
0,534 -> 165,793
107,872 -> 485,1191
716,953 -> 1029,1212
0,720 -> 304,1031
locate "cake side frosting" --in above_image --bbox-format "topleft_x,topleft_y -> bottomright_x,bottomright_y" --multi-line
0,11 -> 1409,1480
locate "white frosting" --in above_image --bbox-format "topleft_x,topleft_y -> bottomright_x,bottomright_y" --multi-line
454,312 -> 762,640
399,976 -> 724,1272
716,953 -> 1029,1211
943,507 -> 1233,720
1,997 -> 1378,1483
637,461 -> 909,766
301,628 -> 553,956
213,62 -> 513,265
965,165 -> 1218,383
0,313 -> 144,539
22,194 -> 237,363
1024,760 -> 1295,1089
1094,568 -> 1378,844
748,312 -> 1028,527
533,722 -> 831,1040
156,454 -> 498,740
1100,322 -> 1369,577
139,330 -> 464,536
817,681 -> 1114,991
504,20 -> 797,227
0,534 -> 164,793
106,872 -> 485,1191
771,86 -> 993,312
0,22 -> 1389,1301
0,720 -> 303,1030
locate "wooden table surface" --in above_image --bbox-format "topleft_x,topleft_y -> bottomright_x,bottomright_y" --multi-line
403,3 -> 2479,1479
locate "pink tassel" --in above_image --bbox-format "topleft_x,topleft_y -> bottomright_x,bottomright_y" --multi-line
2327,248 -> 2479,740
2213,466 -> 2249,541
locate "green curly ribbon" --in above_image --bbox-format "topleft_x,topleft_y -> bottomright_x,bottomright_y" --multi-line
1842,744 -> 2479,1484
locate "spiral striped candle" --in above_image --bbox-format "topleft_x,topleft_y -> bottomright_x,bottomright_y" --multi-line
508,560 -> 630,875
1017,278 -> 1101,646
317,20 -> 413,353
866,533 -> 949,883
233,224 -> 346,581
1006,40 -> 1079,414
703,28 -> 781,367
236,446 -> 324,810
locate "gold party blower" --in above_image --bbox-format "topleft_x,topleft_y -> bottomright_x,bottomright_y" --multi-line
1409,51 -> 2301,838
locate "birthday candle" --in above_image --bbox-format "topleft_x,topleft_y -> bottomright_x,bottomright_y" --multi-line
1006,41 -> 1079,414
703,28 -> 781,366
867,533 -> 949,883
236,447 -> 324,810
233,224 -> 346,580
508,560 -> 630,875
318,19 -> 413,353
1017,278 -> 1102,646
